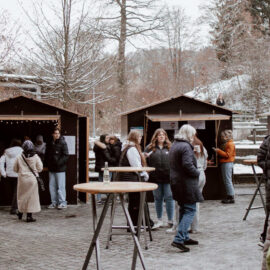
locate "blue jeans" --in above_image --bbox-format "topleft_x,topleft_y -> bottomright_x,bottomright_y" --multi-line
153,183 -> 174,221
174,203 -> 196,244
220,162 -> 234,196
49,172 -> 67,206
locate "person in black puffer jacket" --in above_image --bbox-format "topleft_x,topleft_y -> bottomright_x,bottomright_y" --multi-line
109,135 -> 122,166
93,134 -> 116,203
45,128 -> 69,209
170,124 -> 202,253
145,128 -> 174,230
257,135 -> 270,247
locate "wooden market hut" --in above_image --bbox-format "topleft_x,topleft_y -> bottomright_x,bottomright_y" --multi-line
120,95 -> 234,199
0,95 -> 89,206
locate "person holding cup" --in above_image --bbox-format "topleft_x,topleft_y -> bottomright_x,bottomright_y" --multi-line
190,135 -> 208,233
213,130 -> 236,204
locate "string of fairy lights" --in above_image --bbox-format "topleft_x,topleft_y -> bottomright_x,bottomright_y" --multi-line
0,120 -> 59,125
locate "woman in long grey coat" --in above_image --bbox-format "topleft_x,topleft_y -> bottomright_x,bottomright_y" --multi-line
169,124 -> 202,253
14,140 -> 43,222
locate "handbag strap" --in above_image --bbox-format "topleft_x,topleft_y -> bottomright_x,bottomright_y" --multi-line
21,154 -> 37,178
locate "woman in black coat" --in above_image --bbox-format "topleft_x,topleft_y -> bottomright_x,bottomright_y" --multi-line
109,136 -> 122,166
145,128 -> 174,230
169,124 -> 203,253
93,134 -> 116,203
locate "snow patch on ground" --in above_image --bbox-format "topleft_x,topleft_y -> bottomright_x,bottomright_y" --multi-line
235,144 -> 260,149
234,163 -> 262,175
235,155 -> 257,160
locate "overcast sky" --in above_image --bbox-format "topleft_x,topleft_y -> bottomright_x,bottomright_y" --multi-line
1,0 -> 210,52
1,0 -> 209,19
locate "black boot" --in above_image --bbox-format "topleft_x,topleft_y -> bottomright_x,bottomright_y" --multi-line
26,213 -> 36,222
221,195 -> 235,204
17,211 -> 23,220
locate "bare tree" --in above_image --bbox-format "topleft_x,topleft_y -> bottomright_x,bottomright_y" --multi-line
162,7 -> 198,95
98,0 -> 164,110
19,0 -> 115,108
0,11 -> 20,70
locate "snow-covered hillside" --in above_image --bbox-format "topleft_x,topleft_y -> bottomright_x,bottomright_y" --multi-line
185,74 -> 250,111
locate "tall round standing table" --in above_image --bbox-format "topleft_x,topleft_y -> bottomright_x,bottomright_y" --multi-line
73,181 -> 158,270
103,167 -> 155,250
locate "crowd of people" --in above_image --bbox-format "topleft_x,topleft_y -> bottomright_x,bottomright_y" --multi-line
1,123 -> 238,254
1,127 -> 69,221
93,124 -> 236,252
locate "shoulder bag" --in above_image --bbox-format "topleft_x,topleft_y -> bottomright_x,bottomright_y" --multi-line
22,155 -> 45,191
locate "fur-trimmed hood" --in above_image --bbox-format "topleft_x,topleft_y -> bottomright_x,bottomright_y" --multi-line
94,140 -> 107,150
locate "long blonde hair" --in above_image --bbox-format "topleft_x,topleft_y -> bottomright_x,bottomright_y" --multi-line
148,128 -> 171,151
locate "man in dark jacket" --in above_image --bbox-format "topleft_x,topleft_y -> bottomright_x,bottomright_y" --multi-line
45,128 -> 69,209
169,124 -> 203,253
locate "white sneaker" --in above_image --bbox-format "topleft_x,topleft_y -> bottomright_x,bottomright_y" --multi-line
58,204 -> 67,209
152,220 -> 163,230
47,204 -> 57,209
258,240 -> 264,248
166,226 -> 176,234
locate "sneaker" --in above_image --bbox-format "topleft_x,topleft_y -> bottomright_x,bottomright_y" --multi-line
258,236 -> 265,248
152,220 -> 163,230
166,226 -> 176,234
171,241 -> 190,252
97,200 -> 103,205
184,238 -> 199,245
167,221 -> 174,228
58,204 -> 67,209
221,199 -> 235,204
188,229 -> 198,234
221,196 -> 235,204
47,204 -> 57,209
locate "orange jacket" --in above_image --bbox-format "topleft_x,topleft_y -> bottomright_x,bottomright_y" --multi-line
216,140 -> 236,163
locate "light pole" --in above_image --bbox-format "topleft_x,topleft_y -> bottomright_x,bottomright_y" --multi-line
92,87 -> 96,138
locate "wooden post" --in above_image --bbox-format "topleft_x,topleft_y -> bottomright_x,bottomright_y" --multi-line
144,111 -> 148,149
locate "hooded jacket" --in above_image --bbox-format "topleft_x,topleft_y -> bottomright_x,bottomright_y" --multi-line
0,146 -> 23,178
110,139 -> 122,165
45,136 -> 69,172
169,136 -> 203,204
34,135 -> 46,161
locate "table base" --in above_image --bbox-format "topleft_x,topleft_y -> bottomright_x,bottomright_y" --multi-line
106,194 -> 153,250
82,193 -> 147,270
243,164 -> 266,221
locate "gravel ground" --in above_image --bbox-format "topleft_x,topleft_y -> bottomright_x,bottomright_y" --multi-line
0,184 -> 266,270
